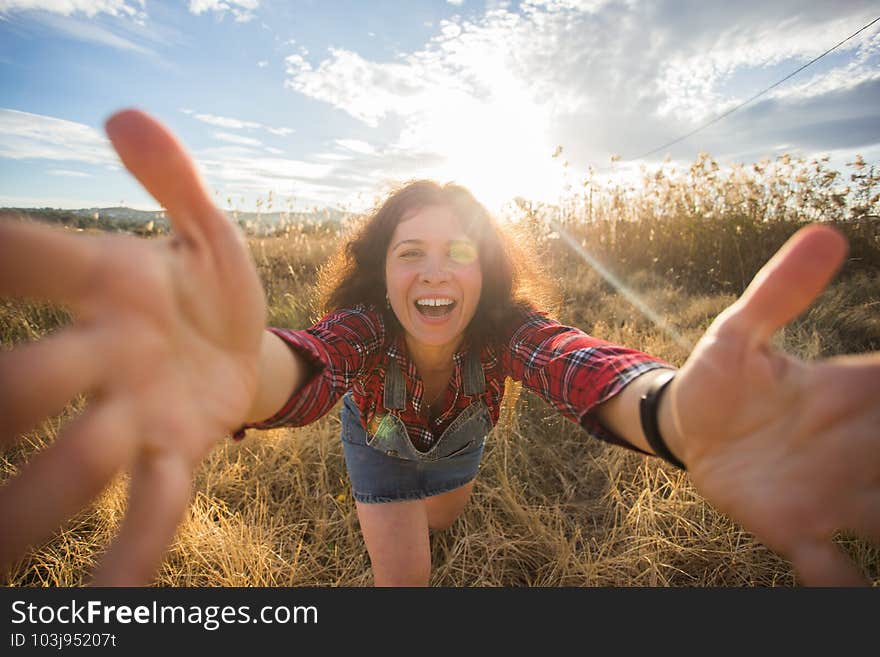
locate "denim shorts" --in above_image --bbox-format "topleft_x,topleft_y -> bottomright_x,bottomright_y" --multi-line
340,392 -> 490,504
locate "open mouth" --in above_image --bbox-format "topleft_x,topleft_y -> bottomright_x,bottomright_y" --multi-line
414,297 -> 457,318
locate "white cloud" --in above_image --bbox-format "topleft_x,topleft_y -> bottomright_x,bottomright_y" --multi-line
47,168 -> 92,177
195,146 -> 344,206
0,108 -> 114,164
183,110 -> 294,138
188,0 -> 258,23
0,0 -> 144,19
0,107 -> 356,210
284,18 -> 566,206
7,3 -> 878,213
213,131 -> 263,146
190,112 -> 261,130
447,0 -> 464,6
654,10 -> 880,123
257,59 -> 268,67
0,1 -> 155,54
0,108 -> 366,211
190,138 -> 448,210
314,152 -> 354,161
281,0 -> 880,208
335,139 -> 375,155
763,29 -> 880,103
285,48 -> 434,129
31,11 -> 155,54
199,149 -> 330,182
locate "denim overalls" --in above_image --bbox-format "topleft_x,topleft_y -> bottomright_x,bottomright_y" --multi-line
340,348 -> 492,503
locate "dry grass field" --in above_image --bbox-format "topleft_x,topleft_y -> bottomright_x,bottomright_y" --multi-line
2,156 -> 879,586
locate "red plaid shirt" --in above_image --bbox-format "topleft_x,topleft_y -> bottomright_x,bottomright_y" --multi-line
233,305 -> 675,452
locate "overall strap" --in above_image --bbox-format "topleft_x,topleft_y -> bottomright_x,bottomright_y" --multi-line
383,357 -> 407,410
462,348 -> 486,396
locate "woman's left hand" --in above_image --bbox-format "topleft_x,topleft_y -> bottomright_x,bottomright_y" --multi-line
665,223 -> 879,586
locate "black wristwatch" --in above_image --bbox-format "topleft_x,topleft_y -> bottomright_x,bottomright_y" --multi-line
638,370 -> 686,471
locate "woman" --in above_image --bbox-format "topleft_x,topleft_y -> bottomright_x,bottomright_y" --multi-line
234,180 -> 675,585
0,109 -> 877,586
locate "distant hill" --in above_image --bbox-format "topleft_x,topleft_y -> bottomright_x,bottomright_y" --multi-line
0,205 -> 352,236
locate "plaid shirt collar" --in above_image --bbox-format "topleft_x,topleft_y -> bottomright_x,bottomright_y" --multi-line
384,332 -> 477,416
385,332 -> 471,371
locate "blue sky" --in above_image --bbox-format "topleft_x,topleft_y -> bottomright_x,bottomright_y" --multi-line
1,0 -> 878,213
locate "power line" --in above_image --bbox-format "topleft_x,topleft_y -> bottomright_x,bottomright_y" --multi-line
628,14 -> 880,162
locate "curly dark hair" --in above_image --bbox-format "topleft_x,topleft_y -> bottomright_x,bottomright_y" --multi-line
315,179 -> 559,350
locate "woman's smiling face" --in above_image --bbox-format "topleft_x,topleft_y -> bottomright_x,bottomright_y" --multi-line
385,204 -> 483,355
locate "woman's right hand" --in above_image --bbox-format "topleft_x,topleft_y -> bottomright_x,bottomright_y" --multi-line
0,109 -> 268,585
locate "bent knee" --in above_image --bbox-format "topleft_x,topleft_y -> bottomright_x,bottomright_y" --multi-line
425,481 -> 474,531
427,514 -> 460,532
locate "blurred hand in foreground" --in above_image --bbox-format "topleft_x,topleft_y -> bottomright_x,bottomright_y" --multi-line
665,222 -> 879,585
0,109 -> 267,585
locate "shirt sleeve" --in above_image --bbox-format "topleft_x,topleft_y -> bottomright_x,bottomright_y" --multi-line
232,305 -> 385,439
498,308 -> 676,452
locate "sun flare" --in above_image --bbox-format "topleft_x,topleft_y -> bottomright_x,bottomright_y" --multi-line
397,74 -> 569,215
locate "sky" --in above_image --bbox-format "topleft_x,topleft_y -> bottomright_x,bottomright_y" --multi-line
0,0 -> 878,213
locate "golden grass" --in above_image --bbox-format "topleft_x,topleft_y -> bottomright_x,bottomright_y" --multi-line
2,218 -> 878,587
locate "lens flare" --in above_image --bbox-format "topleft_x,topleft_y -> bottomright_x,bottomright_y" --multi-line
548,219 -> 695,354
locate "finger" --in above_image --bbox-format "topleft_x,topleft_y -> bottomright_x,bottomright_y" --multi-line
716,224 -> 848,346
0,217 -> 100,304
0,398 -> 135,572
104,109 -> 240,254
0,326 -> 104,443
789,538 -> 869,587
89,453 -> 192,586
844,491 -> 880,545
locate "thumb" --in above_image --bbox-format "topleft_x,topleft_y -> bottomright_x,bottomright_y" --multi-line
719,224 -> 848,346
789,538 -> 868,587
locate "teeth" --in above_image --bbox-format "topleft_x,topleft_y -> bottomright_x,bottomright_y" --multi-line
416,298 -> 454,307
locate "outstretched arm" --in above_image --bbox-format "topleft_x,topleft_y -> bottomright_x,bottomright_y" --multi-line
593,367 -> 681,458
243,329 -> 314,426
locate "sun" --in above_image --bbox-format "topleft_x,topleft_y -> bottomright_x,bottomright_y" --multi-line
437,102 -> 568,214
397,80 -> 569,215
